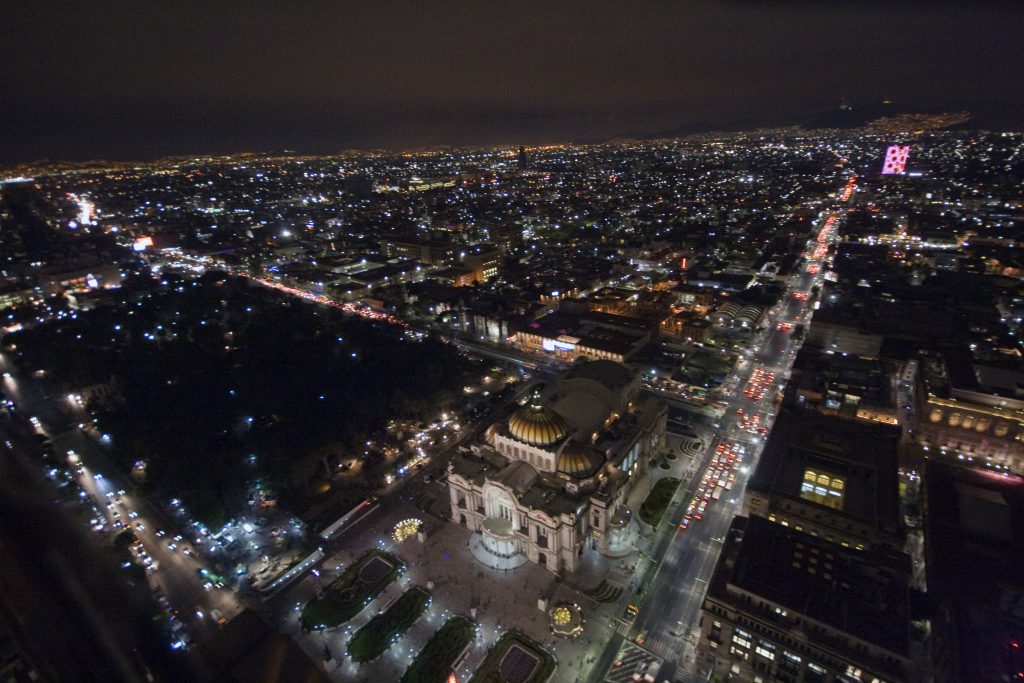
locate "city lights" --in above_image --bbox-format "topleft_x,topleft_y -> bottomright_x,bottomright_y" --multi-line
391,518 -> 422,544
2,107 -> 1020,683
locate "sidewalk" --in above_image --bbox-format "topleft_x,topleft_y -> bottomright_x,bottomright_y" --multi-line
284,497 -> 642,682
278,430 -> 719,683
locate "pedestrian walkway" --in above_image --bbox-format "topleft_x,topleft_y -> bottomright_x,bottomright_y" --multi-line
613,619 -> 636,640
639,634 -> 676,660
674,661 -> 699,683
601,642 -> 661,683
274,435 -> 725,683
564,544 -> 611,591
282,496 -> 649,682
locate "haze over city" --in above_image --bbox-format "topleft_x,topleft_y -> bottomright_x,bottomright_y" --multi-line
2,1 -> 1023,163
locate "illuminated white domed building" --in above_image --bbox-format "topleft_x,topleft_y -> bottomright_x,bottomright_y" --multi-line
448,360 -> 666,575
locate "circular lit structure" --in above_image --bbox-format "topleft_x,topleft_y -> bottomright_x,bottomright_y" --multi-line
549,602 -> 584,638
392,518 -> 422,544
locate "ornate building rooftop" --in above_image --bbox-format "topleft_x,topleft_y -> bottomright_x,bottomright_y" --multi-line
507,390 -> 569,447
556,442 -> 606,479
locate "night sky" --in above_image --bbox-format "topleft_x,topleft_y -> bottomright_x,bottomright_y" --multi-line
3,1 -> 1022,164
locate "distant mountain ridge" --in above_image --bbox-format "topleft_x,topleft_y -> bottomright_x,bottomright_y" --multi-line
584,100 -> 1021,145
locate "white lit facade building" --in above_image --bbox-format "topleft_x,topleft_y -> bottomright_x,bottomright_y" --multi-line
914,350 -> 1024,472
448,360 -> 666,575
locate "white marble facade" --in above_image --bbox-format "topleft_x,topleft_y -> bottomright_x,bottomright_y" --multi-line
449,360 -> 666,575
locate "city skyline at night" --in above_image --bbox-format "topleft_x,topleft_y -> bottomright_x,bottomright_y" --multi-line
1,4 -> 1022,683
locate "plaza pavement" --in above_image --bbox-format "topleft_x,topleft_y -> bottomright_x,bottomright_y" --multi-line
277,428 -> 706,683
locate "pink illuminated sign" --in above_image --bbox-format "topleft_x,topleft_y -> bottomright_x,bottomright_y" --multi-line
881,145 -> 910,175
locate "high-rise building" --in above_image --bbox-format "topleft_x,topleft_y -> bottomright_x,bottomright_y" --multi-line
698,515 -> 913,683
744,407 -> 904,551
914,348 -> 1024,472
459,244 -> 501,283
881,145 -> 910,175
490,222 -> 525,252
379,234 -> 457,265
924,460 -> 1024,683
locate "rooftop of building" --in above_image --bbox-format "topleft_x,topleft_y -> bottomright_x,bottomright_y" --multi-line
811,297 -> 971,343
506,398 -> 571,448
548,391 -> 606,437
449,449 -> 581,517
924,459 -> 1024,605
748,407 -> 901,529
563,359 -> 635,391
682,271 -> 756,291
522,311 -> 650,356
711,516 -> 912,659
920,345 -> 1024,404
431,265 -> 475,281
580,310 -> 660,332
790,344 -> 897,410
555,441 -> 606,479
379,232 -> 455,247
923,460 -> 1024,683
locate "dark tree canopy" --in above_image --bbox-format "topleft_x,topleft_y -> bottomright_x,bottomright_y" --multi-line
6,275 -> 475,525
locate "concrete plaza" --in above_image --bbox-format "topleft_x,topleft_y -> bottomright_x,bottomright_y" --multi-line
279,428 -> 705,682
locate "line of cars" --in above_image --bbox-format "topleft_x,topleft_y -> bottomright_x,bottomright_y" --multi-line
19,400 -> 234,651
158,592 -> 225,651
24,416 -> 201,651
156,590 -> 192,650
736,408 -> 768,436
98,484 -> 135,532
680,441 -> 744,530
743,367 -> 775,403
122,531 -> 159,573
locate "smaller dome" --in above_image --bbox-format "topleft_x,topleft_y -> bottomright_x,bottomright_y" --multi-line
557,443 -> 605,479
507,390 -> 568,447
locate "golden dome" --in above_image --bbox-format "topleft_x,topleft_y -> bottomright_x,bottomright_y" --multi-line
508,390 -> 568,447
557,443 -> 605,478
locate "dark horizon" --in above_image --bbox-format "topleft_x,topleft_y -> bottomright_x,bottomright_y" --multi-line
3,1 -> 1023,165
4,96 -> 1022,169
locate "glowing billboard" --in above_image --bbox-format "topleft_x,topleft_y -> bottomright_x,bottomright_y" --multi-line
881,145 -> 910,175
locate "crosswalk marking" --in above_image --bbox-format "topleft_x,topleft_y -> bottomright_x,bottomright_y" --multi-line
603,642 -> 658,683
674,662 -> 696,682
641,636 -> 677,659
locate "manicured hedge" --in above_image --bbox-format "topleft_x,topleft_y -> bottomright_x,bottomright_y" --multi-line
468,631 -> 556,683
401,616 -> 475,683
639,477 -> 680,528
348,586 -> 430,662
300,549 -> 401,630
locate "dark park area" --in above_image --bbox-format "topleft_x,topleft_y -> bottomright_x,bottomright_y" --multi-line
3,274 -> 477,525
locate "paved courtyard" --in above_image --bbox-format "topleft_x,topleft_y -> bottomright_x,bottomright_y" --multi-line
277,434 -> 703,682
